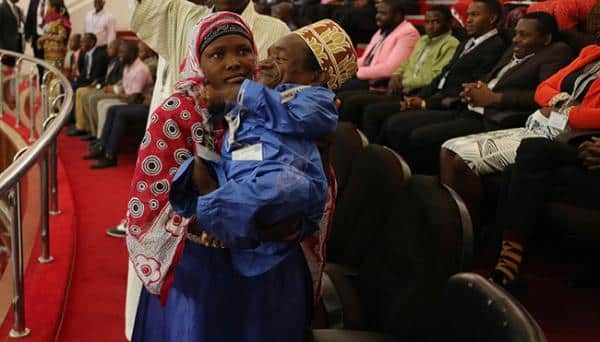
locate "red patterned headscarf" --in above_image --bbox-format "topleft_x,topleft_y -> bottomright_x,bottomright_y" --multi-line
125,12 -> 256,300
175,12 -> 257,95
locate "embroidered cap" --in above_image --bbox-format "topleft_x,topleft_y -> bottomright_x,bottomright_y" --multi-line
293,19 -> 358,90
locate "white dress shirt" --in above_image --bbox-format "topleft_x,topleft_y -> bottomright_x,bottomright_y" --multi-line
85,8 -> 117,46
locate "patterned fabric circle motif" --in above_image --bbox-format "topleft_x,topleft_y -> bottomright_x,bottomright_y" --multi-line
136,181 -> 148,192
162,97 -> 181,111
163,119 -> 182,140
151,179 -> 170,196
174,149 -> 192,165
141,155 -> 163,176
128,197 -> 144,218
156,139 -> 168,150
191,122 -> 205,143
149,199 -> 160,210
180,110 -> 191,120
141,131 -> 151,149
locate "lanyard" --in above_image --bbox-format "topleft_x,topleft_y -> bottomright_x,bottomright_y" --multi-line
563,61 -> 600,110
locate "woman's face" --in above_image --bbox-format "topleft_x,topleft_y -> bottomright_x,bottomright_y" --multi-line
200,34 -> 256,90
46,5 -> 57,15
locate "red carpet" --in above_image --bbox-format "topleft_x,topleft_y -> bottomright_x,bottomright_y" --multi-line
0,115 -> 75,342
53,132 -> 137,342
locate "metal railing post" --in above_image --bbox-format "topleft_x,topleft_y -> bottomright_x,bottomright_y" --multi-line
13,58 -> 23,128
28,68 -> 36,142
48,95 -> 64,216
8,148 -> 31,339
39,113 -> 56,264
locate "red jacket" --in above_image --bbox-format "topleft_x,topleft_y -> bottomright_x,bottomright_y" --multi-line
535,44 -> 600,130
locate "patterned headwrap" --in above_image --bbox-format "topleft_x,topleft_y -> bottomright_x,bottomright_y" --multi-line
293,19 -> 358,90
176,11 -> 257,95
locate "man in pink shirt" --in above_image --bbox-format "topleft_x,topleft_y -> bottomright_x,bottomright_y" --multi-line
339,0 -> 420,92
87,41 -> 154,151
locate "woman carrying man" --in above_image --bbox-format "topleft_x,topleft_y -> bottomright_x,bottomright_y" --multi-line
126,12 -> 357,341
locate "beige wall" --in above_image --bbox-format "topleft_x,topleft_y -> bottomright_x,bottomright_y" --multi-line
16,0 -> 133,40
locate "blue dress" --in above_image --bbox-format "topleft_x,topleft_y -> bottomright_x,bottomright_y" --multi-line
132,81 -> 338,342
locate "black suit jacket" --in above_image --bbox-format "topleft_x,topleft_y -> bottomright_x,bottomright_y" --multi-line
76,46 -> 109,86
482,42 -> 573,128
24,0 -> 42,53
0,0 -> 24,65
418,33 -> 506,110
101,58 -> 123,87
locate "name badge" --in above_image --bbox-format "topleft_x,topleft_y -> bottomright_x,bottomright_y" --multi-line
232,143 -> 263,161
548,111 -> 569,131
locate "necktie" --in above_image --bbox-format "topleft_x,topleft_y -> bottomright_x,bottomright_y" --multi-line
364,33 -> 387,66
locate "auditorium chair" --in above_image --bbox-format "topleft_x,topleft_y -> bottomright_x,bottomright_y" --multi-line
312,272 -> 545,342
435,272 -> 547,342
320,176 -> 473,340
327,144 -> 411,266
328,122 -> 369,198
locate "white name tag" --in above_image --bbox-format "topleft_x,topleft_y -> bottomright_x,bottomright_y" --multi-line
232,143 -> 263,161
548,111 -> 569,131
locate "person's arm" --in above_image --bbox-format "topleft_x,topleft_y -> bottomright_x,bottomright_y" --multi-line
534,46 -> 593,107
170,157 -> 327,249
107,14 -> 117,45
356,29 -> 419,80
402,37 -> 459,91
498,46 -> 572,110
130,0 -> 210,62
237,80 -> 338,139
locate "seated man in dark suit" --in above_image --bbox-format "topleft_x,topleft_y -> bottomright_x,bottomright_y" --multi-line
360,0 -> 506,145
68,32 -> 109,134
72,33 -> 109,89
381,9 -> 573,175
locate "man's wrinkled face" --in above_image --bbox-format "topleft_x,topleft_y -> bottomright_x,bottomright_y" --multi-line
257,34 -> 323,88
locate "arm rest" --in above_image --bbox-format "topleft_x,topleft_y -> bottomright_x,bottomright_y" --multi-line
554,130 -> 600,145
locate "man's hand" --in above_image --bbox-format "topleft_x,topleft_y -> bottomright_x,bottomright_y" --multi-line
256,58 -> 282,88
387,75 -> 403,95
203,83 -> 241,113
460,81 -> 501,107
578,137 -> 600,171
402,96 -> 424,110
192,157 -> 218,195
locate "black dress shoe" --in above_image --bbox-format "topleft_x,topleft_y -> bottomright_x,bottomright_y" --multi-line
88,140 -> 101,150
91,156 -> 117,169
82,149 -> 104,160
79,134 -> 95,141
66,127 -> 86,136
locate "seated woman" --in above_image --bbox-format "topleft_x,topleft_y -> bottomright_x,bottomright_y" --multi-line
490,137 -> 600,290
440,40 -> 600,223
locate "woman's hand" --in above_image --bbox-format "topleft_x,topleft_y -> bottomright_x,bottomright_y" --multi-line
192,157 -> 218,195
539,107 -> 552,118
578,137 -> 600,171
203,83 -> 241,113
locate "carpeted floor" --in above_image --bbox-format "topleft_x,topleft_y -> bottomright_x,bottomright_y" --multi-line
54,131 -> 137,342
